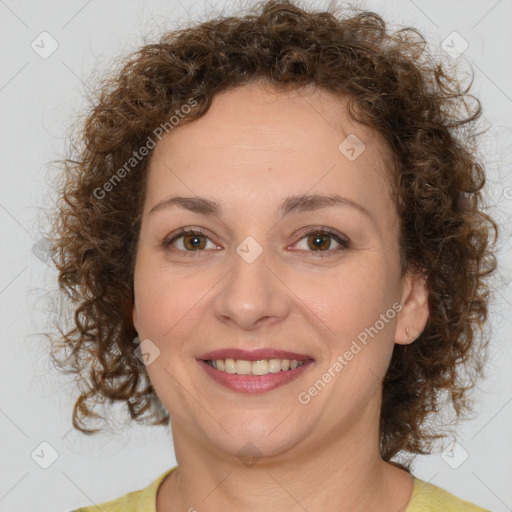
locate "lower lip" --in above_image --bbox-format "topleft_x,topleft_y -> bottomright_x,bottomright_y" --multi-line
197,359 -> 315,394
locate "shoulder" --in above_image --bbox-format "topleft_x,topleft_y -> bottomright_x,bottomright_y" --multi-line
68,467 -> 177,512
407,478 -> 491,511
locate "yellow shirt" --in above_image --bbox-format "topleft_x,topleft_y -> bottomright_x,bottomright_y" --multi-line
71,466 -> 491,511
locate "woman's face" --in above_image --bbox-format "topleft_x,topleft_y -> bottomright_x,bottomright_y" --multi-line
132,82 -> 428,461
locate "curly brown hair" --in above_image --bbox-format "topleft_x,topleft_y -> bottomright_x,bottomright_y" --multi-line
46,0 -> 498,467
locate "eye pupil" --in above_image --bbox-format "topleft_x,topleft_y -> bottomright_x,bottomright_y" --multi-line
184,233 -> 206,250
309,233 -> 330,251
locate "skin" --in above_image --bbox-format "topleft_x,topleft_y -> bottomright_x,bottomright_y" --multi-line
132,81 -> 430,512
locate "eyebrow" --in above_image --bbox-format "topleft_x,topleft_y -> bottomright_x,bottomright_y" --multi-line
148,193 -> 374,222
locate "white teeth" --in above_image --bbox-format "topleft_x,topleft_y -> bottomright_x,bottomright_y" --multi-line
206,358 -> 306,375
268,359 -> 282,373
235,360 -> 252,375
252,359 -> 269,375
225,358 -> 236,374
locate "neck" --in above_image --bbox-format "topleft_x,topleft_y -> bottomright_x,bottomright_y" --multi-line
156,406 -> 414,512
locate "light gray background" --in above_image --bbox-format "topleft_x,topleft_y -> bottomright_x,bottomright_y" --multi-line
1,0 -> 511,511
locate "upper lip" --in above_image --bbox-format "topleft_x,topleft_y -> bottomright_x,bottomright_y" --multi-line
198,348 -> 314,361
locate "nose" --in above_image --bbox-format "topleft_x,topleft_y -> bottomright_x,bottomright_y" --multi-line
213,245 -> 292,330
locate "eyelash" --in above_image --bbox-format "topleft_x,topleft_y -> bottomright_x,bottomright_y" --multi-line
163,226 -> 350,258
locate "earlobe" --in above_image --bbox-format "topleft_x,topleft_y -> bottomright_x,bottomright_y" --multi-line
403,326 -> 416,344
395,271 -> 429,345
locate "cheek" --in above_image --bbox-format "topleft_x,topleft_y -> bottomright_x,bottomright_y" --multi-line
133,254 -> 213,340
295,257 -> 394,336
294,259 -> 398,381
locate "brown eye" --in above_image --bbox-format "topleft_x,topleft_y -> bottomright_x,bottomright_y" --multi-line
294,228 -> 350,256
182,233 -> 206,250
306,232 -> 332,251
164,228 -> 216,252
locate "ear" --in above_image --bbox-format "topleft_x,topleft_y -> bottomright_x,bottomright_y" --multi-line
395,270 -> 429,345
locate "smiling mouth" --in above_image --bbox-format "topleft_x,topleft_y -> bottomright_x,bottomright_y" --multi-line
203,358 -> 311,376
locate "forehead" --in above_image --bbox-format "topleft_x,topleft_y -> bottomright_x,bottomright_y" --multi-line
144,82 -> 396,227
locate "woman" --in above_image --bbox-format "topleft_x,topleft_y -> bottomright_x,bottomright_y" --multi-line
49,0 -> 498,510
